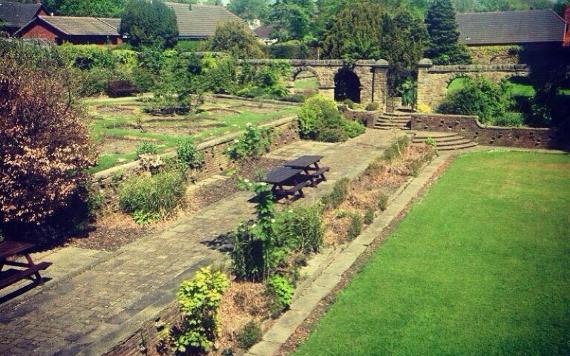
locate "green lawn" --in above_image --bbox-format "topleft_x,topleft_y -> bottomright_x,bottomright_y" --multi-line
296,151 -> 570,355
294,77 -> 319,90
447,77 -> 570,97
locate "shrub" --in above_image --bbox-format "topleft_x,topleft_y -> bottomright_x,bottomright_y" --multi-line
365,102 -> 380,111
136,141 -> 159,158
298,95 -> 365,142
424,136 -> 437,147
383,136 -> 411,161
120,0 -> 179,48
378,193 -> 389,211
493,112 -> 523,127
231,222 -> 266,281
437,77 -> 512,124
236,321 -> 262,350
277,205 -> 324,253
268,40 -> 310,59
175,267 -> 229,353
0,45 -> 94,225
343,98 -> 356,109
227,124 -> 272,160
118,169 -> 186,220
266,275 -> 294,314
322,178 -> 350,209
177,138 -> 204,169
364,208 -> 374,225
347,213 -> 362,240
409,159 -> 423,177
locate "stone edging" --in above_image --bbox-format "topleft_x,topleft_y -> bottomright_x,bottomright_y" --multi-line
247,153 -> 452,356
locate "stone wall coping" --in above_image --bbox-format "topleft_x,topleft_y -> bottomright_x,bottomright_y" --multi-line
240,59 -> 388,67
93,115 -> 298,181
411,113 -> 551,132
427,64 -> 529,73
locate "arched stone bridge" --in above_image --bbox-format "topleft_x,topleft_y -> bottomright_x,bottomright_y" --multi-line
243,59 -> 390,109
416,58 -> 531,110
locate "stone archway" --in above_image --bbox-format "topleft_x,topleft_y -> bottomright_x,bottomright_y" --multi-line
334,68 -> 361,103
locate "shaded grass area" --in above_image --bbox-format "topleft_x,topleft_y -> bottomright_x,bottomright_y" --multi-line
296,151 -> 570,355
84,96 -> 297,172
447,77 -> 570,97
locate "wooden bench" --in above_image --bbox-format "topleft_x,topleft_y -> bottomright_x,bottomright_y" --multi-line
0,241 -> 51,290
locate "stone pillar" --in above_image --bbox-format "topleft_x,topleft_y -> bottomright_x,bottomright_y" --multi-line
416,58 -> 433,111
318,86 -> 335,100
371,59 -> 389,111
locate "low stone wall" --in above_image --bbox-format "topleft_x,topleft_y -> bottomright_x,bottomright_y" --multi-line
93,116 -> 300,206
340,107 -> 378,128
411,113 -> 559,149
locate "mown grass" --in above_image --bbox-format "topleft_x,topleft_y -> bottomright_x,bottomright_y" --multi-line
295,151 -> 570,355
294,77 -> 319,90
447,77 -> 570,97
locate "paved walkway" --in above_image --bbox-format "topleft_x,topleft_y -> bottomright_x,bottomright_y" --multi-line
0,129 -> 395,355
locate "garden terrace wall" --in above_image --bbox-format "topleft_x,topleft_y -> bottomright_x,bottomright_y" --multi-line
93,116 -> 299,206
340,107 -> 378,128
411,113 -> 560,149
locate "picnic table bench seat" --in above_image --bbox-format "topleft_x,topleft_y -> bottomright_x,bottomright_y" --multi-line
0,241 -> 51,291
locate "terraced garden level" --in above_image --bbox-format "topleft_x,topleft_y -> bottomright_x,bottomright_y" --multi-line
295,151 -> 570,355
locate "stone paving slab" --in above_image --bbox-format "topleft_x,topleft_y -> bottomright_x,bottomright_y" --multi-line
0,129 -> 396,355
247,153 -> 452,356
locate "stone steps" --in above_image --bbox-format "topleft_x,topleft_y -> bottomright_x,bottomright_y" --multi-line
412,131 -> 478,151
374,111 -> 412,130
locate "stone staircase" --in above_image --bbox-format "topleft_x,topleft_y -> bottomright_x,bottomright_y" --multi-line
374,110 -> 412,130
412,131 -> 478,151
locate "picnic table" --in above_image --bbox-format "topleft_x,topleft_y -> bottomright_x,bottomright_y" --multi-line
264,166 -> 308,200
0,241 -> 51,290
284,155 -> 329,186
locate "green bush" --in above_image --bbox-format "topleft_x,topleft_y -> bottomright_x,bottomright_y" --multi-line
364,208 -> 374,225
277,205 -> 324,253
136,141 -> 159,158
231,222 -> 266,281
227,124 -> 272,160
347,213 -> 362,240
175,267 -> 229,353
365,102 -> 380,111
268,40 -> 310,59
493,112 -> 524,127
298,95 -> 365,142
177,138 -> 204,169
343,98 -> 356,109
118,169 -> 186,219
383,136 -> 411,161
236,321 -> 262,350
322,178 -> 350,209
424,136 -> 437,147
378,193 -> 389,211
437,77 -> 512,124
266,275 -> 294,314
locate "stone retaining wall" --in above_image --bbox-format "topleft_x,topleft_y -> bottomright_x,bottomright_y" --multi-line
340,108 -> 378,128
416,59 -> 530,110
411,113 -> 560,149
93,116 -> 300,206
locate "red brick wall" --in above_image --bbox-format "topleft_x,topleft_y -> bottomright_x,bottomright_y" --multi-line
19,22 -> 58,41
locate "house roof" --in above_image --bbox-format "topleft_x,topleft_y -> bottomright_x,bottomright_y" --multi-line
457,10 -> 567,45
0,1 -> 45,29
17,16 -> 121,37
165,2 -> 247,39
254,24 -> 274,39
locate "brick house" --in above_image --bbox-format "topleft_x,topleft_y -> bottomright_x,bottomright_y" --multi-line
0,0 -> 47,36
15,16 -> 123,45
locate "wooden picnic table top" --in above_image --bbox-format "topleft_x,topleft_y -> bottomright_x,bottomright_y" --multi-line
0,241 -> 34,260
284,155 -> 323,169
264,166 -> 303,185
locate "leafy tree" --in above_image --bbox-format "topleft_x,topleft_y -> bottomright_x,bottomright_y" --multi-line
209,21 -> 265,58
0,42 -> 94,226
43,0 -> 126,17
227,0 -> 270,22
120,0 -> 179,48
425,0 -> 471,64
268,0 -> 314,41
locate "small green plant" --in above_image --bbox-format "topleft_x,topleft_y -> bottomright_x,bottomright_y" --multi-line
343,98 -> 356,109
136,141 -> 158,158
409,158 -> 423,177
347,213 -> 363,240
132,210 -> 161,225
425,136 -> 437,147
118,169 -> 186,220
276,204 -> 324,253
322,178 -> 350,209
365,102 -> 380,111
176,138 -> 204,169
378,193 -> 389,211
364,208 -> 374,225
383,136 -> 410,161
175,267 -> 229,353
227,123 -> 272,160
266,274 -> 294,314
236,320 -> 262,349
